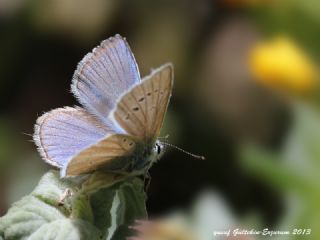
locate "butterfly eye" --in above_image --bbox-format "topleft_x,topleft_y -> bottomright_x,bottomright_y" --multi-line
155,143 -> 161,155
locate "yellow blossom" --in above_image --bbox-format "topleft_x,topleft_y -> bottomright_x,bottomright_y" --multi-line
249,36 -> 316,94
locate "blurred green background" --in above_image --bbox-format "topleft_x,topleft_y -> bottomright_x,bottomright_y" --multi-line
1,0 -> 320,239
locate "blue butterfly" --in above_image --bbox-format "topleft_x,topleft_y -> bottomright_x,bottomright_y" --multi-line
33,34 -> 173,177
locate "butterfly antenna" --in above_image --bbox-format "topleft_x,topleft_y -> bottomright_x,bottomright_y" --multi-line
161,142 -> 205,160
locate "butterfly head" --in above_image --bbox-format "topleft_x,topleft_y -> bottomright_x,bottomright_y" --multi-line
151,140 -> 165,163
154,141 -> 164,159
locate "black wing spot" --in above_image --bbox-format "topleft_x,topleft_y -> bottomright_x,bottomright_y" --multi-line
147,92 -> 152,96
123,138 -> 127,142
160,91 -> 164,95
129,142 -> 134,146
138,97 -> 145,102
154,89 -> 159,92
132,107 -> 139,111
125,115 -> 130,120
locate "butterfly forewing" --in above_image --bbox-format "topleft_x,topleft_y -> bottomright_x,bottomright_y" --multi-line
71,35 -> 141,126
113,63 -> 173,142
64,134 -> 136,176
33,107 -> 114,167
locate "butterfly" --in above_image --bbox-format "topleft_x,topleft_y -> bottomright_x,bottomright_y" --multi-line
33,34 -> 173,177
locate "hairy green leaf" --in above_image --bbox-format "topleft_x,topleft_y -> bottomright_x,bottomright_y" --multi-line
0,170 -> 147,240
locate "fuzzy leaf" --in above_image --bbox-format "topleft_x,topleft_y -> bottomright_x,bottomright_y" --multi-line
0,171 -> 102,240
111,178 -> 147,240
0,170 -> 147,240
27,219 -> 101,240
90,184 -> 118,238
0,193 -> 102,240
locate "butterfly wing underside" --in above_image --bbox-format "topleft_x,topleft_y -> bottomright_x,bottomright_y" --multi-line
113,63 -> 173,142
34,107 -> 136,177
64,134 -> 136,176
33,107 -> 113,168
71,35 -> 140,126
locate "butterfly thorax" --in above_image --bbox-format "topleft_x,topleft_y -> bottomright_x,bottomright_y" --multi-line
101,140 -> 163,176
128,140 -> 164,175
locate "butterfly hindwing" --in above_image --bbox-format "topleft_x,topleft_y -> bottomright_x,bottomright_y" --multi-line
64,134 -> 137,176
71,35 -> 141,126
113,63 -> 173,141
33,107 -> 114,168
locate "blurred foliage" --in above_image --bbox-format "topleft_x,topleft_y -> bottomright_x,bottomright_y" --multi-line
129,220 -> 197,240
0,119 -> 15,170
249,0 -> 320,58
129,191 -> 263,240
28,0 -> 119,42
241,103 -> 320,240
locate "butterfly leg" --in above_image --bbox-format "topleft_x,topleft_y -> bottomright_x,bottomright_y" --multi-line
143,171 -> 152,193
